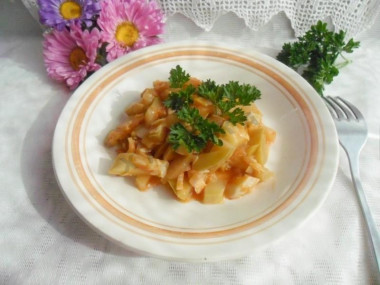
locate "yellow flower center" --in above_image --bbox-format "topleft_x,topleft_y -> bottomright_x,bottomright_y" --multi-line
69,47 -> 87,70
115,22 -> 139,47
60,1 -> 82,20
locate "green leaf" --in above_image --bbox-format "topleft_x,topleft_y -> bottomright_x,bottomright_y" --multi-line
168,123 -> 206,153
176,105 -> 200,124
169,65 -> 190,88
174,105 -> 225,152
226,108 -> 247,125
198,80 -> 260,122
197,79 -> 220,102
164,85 -> 195,111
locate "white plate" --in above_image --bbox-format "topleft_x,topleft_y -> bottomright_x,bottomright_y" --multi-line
53,42 -> 339,261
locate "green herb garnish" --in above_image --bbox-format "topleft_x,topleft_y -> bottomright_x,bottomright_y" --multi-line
277,20 -> 360,95
169,65 -> 191,88
164,66 -> 261,153
163,85 -> 195,111
198,80 -> 261,124
168,123 -> 207,153
172,106 -> 224,152
165,86 -> 224,153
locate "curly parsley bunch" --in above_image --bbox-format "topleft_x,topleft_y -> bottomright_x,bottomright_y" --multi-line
277,21 -> 360,95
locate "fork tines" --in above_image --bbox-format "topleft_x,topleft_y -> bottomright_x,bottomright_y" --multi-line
324,96 -> 364,121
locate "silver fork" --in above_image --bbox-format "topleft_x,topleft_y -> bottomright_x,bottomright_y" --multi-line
324,96 -> 380,272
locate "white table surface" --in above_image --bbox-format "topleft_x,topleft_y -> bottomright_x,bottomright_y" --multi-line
1,1 -> 380,284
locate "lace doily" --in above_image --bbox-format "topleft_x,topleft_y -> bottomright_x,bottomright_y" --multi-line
22,0 -> 380,36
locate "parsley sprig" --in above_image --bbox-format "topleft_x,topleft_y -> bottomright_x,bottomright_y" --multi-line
164,65 -> 260,153
169,123 -> 207,153
277,21 -> 360,95
169,65 -> 190,88
165,88 -> 225,153
163,85 -> 195,111
198,80 -> 261,124
172,106 -> 224,152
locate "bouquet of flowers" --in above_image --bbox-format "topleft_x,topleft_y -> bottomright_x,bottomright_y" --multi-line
38,0 -> 165,89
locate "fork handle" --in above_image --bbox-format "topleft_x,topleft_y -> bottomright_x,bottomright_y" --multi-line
346,151 -> 380,272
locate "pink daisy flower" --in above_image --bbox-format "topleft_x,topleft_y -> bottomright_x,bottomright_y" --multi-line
97,0 -> 165,62
43,24 -> 102,89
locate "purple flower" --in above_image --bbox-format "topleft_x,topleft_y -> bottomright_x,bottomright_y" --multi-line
38,0 -> 100,30
97,0 -> 165,62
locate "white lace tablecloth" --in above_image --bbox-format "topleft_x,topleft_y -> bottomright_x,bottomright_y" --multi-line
20,0 -> 380,36
1,1 -> 380,284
